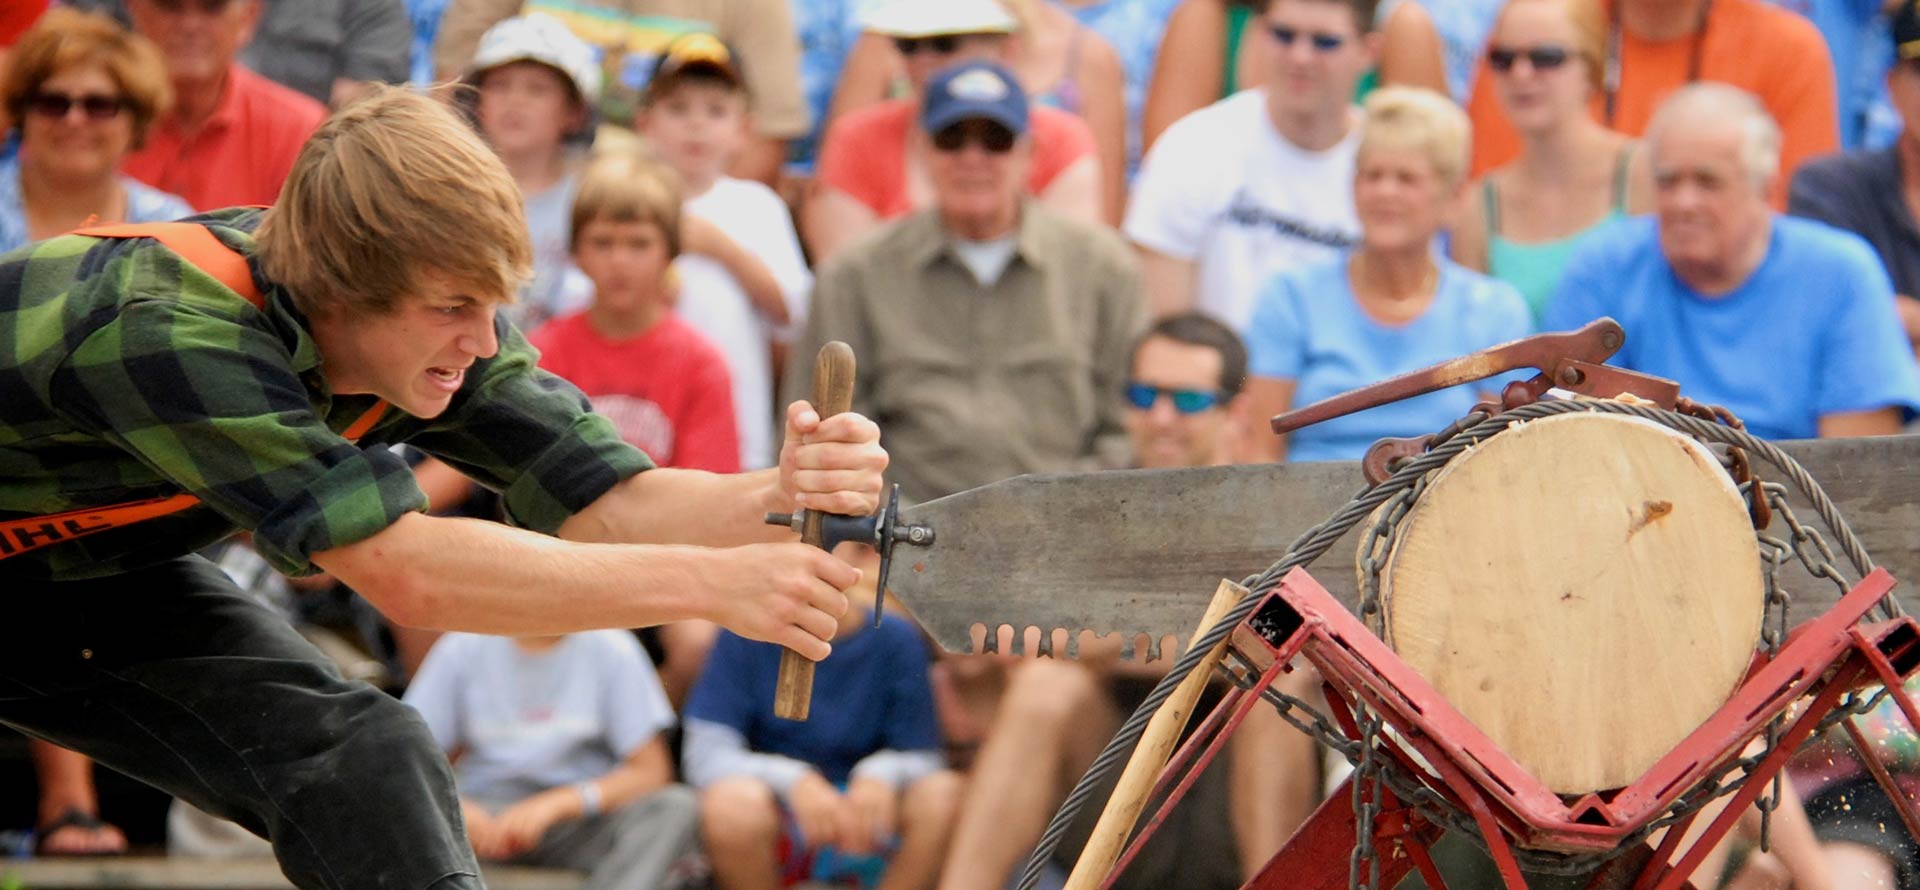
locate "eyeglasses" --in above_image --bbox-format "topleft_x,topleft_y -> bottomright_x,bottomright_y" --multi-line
1267,25 -> 1347,52
25,91 -> 128,121
931,120 -> 1016,153
893,35 -> 963,56
1125,382 -> 1223,414
1487,45 -> 1573,73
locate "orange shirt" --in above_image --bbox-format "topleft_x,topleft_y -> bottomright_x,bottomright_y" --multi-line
122,65 -> 326,210
815,99 -> 1098,220
1465,0 -> 1836,208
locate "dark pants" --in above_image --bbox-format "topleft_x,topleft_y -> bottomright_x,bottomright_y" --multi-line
0,556 -> 482,890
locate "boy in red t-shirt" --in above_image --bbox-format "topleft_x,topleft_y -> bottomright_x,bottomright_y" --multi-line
529,149 -> 743,707
530,151 -> 740,476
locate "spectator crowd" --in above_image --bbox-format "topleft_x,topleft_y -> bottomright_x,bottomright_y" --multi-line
3,0 -> 1920,887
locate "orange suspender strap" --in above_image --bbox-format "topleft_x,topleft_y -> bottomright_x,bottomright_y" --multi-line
0,223 -> 392,561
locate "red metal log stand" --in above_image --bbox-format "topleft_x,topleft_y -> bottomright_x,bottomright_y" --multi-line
1094,567 -> 1920,890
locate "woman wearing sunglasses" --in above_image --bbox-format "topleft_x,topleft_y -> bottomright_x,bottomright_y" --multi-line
0,7 -> 191,254
1243,86 -> 1530,463
0,5 -> 190,859
1448,0 -> 1649,323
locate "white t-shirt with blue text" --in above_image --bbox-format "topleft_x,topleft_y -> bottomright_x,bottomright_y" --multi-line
1544,215 -> 1920,441
403,630 -> 675,806
1124,89 -> 1361,332
1246,256 -> 1532,463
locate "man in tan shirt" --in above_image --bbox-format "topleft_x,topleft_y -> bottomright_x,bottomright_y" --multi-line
432,0 -> 807,184
788,59 -> 1144,506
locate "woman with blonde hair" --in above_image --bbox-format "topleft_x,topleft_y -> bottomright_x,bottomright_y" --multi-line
1243,85 -> 1531,463
0,6 -> 190,252
1448,0 -> 1650,322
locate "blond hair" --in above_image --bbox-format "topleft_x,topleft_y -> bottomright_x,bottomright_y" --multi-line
568,150 -> 684,257
2,7 -> 171,148
1493,0 -> 1607,92
1359,85 -> 1472,187
255,86 -> 532,318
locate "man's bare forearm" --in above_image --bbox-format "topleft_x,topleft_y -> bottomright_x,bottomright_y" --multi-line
556,467 -> 799,548
315,512 -> 714,634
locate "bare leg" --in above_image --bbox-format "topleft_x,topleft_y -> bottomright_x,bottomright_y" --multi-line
1229,665 -> 1324,879
31,741 -> 126,854
700,777 -> 784,890
938,660 -> 1119,890
881,770 -> 965,890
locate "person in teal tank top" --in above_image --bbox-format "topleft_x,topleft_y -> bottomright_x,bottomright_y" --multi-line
1449,0 -> 1651,323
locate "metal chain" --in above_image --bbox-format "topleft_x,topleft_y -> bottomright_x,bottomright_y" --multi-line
1015,398 -> 1886,890
1350,706 -> 1384,890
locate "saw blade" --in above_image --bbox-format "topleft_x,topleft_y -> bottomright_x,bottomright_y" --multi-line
883,436 -> 1920,658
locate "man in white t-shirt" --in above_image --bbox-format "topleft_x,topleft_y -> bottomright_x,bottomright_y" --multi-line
1123,0 -> 1377,331
404,630 -> 699,889
639,34 -> 814,471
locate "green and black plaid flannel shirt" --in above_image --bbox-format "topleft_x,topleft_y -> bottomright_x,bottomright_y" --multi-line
0,208 -> 653,581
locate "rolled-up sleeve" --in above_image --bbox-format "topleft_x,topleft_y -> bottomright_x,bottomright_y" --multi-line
407,321 -> 655,534
49,298 -> 428,575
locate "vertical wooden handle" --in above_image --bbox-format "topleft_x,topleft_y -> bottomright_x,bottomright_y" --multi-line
774,341 -> 858,721
1062,579 -> 1249,890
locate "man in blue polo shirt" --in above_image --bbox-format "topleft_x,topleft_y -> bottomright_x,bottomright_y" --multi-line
1547,82 -> 1920,440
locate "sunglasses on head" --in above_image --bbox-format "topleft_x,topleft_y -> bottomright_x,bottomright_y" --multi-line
893,35 -> 963,56
931,120 -> 1016,153
1125,382 -> 1223,414
1486,45 -> 1573,73
26,91 -> 128,121
1267,25 -> 1347,52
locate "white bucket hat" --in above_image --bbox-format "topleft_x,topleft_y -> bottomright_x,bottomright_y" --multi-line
860,0 -> 1017,39
465,13 -> 604,106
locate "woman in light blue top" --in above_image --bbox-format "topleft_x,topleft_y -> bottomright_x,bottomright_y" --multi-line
1245,86 -> 1532,463
1449,0 -> 1651,323
0,7 -> 192,255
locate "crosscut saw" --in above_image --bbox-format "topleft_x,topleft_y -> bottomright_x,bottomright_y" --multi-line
770,319 -> 1920,659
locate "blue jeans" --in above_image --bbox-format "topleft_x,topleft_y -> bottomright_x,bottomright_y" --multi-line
0,556 -> 482,890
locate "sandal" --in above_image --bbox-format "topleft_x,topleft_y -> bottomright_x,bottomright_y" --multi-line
36,808 -> 127,856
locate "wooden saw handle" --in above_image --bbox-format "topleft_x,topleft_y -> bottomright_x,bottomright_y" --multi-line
774,341 -> 858,721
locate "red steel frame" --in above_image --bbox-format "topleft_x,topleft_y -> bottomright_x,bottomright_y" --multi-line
1094,566 -> 1920,890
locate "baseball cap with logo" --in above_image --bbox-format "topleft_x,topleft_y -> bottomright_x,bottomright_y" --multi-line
644,32 -> 747,102
465,13 -> 603,107
922,60 -> 1028,136
1897,0 -> 1920,62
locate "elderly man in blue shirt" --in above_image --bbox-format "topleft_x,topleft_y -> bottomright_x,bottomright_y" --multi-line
1547,81 -> 1920,440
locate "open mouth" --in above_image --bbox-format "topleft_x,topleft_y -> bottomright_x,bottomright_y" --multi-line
426,366 -> 466,391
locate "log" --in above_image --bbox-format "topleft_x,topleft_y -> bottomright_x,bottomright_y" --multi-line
1377,413 -> 1766,793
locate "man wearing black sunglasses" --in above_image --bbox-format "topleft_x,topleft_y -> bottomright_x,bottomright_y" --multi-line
791,58 -> 1144,509
1124,0 -> 1377,331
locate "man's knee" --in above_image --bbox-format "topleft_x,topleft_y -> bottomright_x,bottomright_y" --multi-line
902,769 -> 964,832
999,660 -> 1104,730
699,777 -> 780,845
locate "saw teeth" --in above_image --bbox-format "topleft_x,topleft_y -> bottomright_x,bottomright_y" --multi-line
1147,638 -> 1164,662
1035,633 -> 1054,658
1120,637 -> 1135,661
1006,628 -> 1024,657
980,631 -> 998,655
1064,635 -> 1080,660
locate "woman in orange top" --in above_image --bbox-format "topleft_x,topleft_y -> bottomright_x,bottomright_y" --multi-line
1462,0 -> 1838,207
